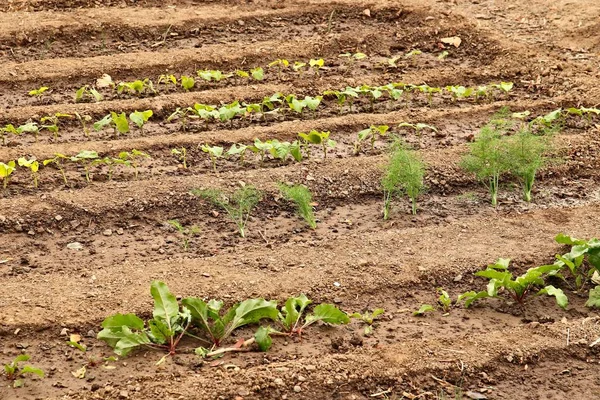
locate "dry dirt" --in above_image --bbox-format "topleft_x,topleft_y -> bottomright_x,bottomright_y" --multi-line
1,0 -> 600,399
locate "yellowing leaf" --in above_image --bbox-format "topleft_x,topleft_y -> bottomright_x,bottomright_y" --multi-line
69,334 -> 82,343
441,36 -> 461,47
71,365 -> 86,379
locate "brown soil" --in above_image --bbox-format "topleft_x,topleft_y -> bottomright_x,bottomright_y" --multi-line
1,0 -> 600,399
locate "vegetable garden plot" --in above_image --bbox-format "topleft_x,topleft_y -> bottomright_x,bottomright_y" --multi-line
2,0 -> 600,399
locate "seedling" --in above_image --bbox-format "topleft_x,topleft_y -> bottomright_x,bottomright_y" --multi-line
446,85 -> 474,101
167,107 -> 195,132
28,86 -> 49,97
181,75 -> 195,91
98,281 -> 193,359
118,150 -> 149,179
167,220 -> 200,250
268,59 -> 289,79
505,129 -> 550,201
3,354 -> 44,388
75,113 -> 93,137
129,110 -> 153,133
0,124 -> 22,145
40,113 -> 73,140
200,145 -> 224,172
17,157 -> 40,188
91,156 -> 131,181
413,304 -> 435,316
397,122 -> 438,136
286,95 -> 306,114
157,74 -> 177,91
309,58 -> 324,75
359,85 -> 383,111
96,74 -> 115,88
354,125 -> 389,154
297,130 -> 335,159
71,150 -> 99,182
551,233 -> 600,293
217,101 -> 246,122
43,153 -> 69,185
116,79 -> 155,96
381,141 -> 425,218
491,82 -> 514,96
414,84 -> 441,106
75,85 -> 102,103
197,70 -> 232,82
226,144 -> 249,165
94,112 -> 130,138
437,289 -> 452,313
350,308 -> 384,335
458,258 -> 566,309
250,138 -> 273,163
250,67 -> 264,80
0,161 -> 16,189
279,183 -> 317,229
171,147 -> 188,169
461,113 -> 511,207
292,62 -> 306,73
192,185 -> 262,238
16,122 -> 40,142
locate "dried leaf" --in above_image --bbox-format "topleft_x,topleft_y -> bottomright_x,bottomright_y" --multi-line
441,36 -> 461,47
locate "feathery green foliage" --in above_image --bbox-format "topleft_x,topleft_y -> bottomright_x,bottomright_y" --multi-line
279,183 -> 317,229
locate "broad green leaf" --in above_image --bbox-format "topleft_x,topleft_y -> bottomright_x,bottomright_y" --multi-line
96,74 -> 114,88
413,304 -> 434,316
181,76 -> 195,91
586,286 -> 600,308
538,285 -> 568,309
111,112 -> 130,134
555,233 -> 585,246
130,110 -> 153,128
182,297 -> 213,336
304,304 -> 350,327
20,365 -> 44,378
250,67 -> 264,80
280,294 -> 312,330
458,290 -> 491,308
148,319 -> 170,344
223,299 -> 278,338
113,327 -> 151,356
254,326 -> 272,352
94,114 -> 112,131
150,281 -> 179,325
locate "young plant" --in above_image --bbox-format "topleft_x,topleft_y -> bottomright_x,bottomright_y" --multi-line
75,85 -> 102,103
397,122 -> 438,136
40,113 -> 73,140
118,150 -> 149,179
359,85 -> 383,111
157,74 -> 177,91
0,161 -> 16,189
292,62 -> 306,73
71,150 -> 99,182
413,304 -> 435,316
28,86 -> 49,97
0,124 -> 21,145
437,289 -> 452,313
226,144 -> 249,165
192,185 -> 262,238
197,70 -> 231,82
446,85 -> 474,101
278,183 -> 317,229
552,233 -> 600,293
116,79 -> 155,96
17,122 -> 40,142
94,112 -> 130,138
309,58 -> 324,75
250,67 -> 264,81
3,354 -> 44,388
349,308 -> 384,335
75,113 -> 93,137
129,110 -> 153,133
505,129 -> 550,202
171,147 -> 188,169
167,107 -> 195,132
354,125 -> 389,154
381,142 -> 425,218
250,138 -> 273,163
458,258 -> 567,309
43,153 -> 69,185
268,59 -> 289,78
181,75 -> 195,91
297,130 -> 335,159
167,220 -> 200,251
460,115 -> 511,207
92,156 -> 130,181
200,145 -> 224,172
98,281 -> 193,359
17,157 -> 40,188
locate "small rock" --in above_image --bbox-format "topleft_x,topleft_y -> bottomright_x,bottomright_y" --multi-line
333,297 -> 343,304
333,282 -> 341,287
465,391 -> 487,399
297,375 -> 306,382
202,273 -> 211,278
116,228 -> 124,235
55,215 -> 63,221
237,19 -> 245,26
0,215 -> 6,223
453,274 -> 463,282
86,329 -> 96,338
27,230 -> 35,236
119,390 -> 129,399
293,385 -> 302,393
91,383 -> 101,392
211,210 -> 219,217
305,365 -> 316,371
103,229 -> 112,236
60,328 -> 69,336
349,333 -> 363,346
363,8 -> 371,16
274,378 -> 284,386
67,242 -> 84,251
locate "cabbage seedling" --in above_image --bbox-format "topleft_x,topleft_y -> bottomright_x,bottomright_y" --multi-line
129,110 -> 153,133
279,183 -> 317,229
94,112 -> 130,138
98,281 -> 194,358
167,219 -> 200,251
192,185 -> 262,238
171,147 -> 188,169
200,145 -> 223,172
3,354 -> 44,388
0,161 -> 16,189
43,153 -> 69,185
17,157 -> 40,188
71,150 -> 99,182
75,85 -> 102,103
382,141 -> 425,217
458,258 -> 567,309
181,75 -> 195,91
28,86 -> 49,97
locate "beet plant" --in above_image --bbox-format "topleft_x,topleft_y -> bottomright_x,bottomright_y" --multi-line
349,308 -> 384,335
279,183 -> 317,229
3,354 -> 44,388
17,157 -> 40,188
0,161 -> 16,189
552,233 -> 600,293
458,258 -> 567,309
381,141 -> 425,218
192,185 -> 262,238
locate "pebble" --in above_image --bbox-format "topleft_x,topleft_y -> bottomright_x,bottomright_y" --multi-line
67,242 -> 84,251
293,385 -> 302,393
116,228 -> 124,235
274,378 -> 284,386
103,229 -> 113,236
454,274 -> 463,282
333,298 -> 343,304
297,375 -> 306,382
55,215 -> 63,221
119,390 -> 129,399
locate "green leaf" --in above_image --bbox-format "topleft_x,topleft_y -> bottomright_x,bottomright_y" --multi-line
111,112 -> 130,134
113,327 -> 151,356
254,326 -> 272,352
224,299 -> 278,338
304,304 -> 350,328
538,285 -> 568,309
413,304 -> 434,316
129,110 -> 153,128
21,365 -> 44,378
147,319 -> 170,344
94,114 -> 112,131
586,286 -> 600,308
280,294 -> 312,331
181,76 -> 195,91
150,281 -> 179,325
250,67 -> 264,80
555,233 -> 585,246
457,291 -> 491,308
182,297 -> 214,338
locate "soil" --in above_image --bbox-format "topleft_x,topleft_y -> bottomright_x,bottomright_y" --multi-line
1,0 -> 600,399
